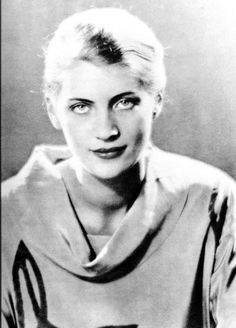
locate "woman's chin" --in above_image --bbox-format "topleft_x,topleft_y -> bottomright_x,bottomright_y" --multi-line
91,168 -> 128,181
88,161 -> 136,181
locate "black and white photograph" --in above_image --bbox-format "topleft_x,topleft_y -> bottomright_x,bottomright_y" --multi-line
2,1 -> 236,327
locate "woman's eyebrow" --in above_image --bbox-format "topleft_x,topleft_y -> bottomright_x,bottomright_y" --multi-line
68,98 -> 94,104
108,91 -> 137,107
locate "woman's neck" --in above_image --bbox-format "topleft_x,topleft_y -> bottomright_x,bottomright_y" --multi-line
59,157 -> 145,235
71,158 -> 145,212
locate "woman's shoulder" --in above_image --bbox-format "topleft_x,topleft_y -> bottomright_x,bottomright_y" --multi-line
2,144 -> 71,225
150,146 -> 236,195
1,145 -> 74,264
2,144 -> 70,193
150,147 -> 236,235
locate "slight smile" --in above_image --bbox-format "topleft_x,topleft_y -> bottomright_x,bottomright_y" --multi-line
91,146 -> 127,159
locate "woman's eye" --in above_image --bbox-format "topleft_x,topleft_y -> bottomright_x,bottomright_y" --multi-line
114,98 -> 137,111
69,103 -> 91,114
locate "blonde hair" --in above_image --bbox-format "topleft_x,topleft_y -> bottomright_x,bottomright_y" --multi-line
43,7 -> 166,98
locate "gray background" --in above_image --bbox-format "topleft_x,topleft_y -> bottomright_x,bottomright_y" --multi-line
2,0 -> 236,181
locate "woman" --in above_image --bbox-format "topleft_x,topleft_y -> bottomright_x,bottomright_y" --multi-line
2,7 -> 236,328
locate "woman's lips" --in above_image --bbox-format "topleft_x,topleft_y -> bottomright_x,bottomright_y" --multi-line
91,145 -> 127,159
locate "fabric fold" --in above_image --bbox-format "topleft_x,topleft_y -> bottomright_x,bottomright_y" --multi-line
8,144 -> 189,282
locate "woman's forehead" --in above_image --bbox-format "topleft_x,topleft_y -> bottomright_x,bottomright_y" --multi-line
59,61 -> 142,96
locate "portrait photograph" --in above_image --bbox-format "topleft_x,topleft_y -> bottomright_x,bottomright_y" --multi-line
2,1 -> 236,327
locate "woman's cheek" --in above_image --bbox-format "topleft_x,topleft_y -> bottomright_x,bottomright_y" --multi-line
62,117 -> 87,139
133,129 -> 146,150
132,115 -> 152,145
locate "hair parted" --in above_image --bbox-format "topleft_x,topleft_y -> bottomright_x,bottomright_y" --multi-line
43,7 -> 166,98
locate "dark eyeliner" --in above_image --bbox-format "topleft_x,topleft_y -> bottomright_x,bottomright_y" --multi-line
68,98 -> 93,112
69,102 -> 88,111
108,92 -> 140,108
127,96 -> 141,105
118,96 -> 141,107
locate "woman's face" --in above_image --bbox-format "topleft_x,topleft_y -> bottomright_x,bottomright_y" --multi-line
49,61 -> 159,180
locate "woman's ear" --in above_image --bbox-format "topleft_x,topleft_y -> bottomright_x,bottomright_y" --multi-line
155,90 -> 163,105
45,97 -> 62,130
153,90 -> 164,119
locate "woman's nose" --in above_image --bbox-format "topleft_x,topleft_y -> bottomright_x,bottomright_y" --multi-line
95,112 -> 120,142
